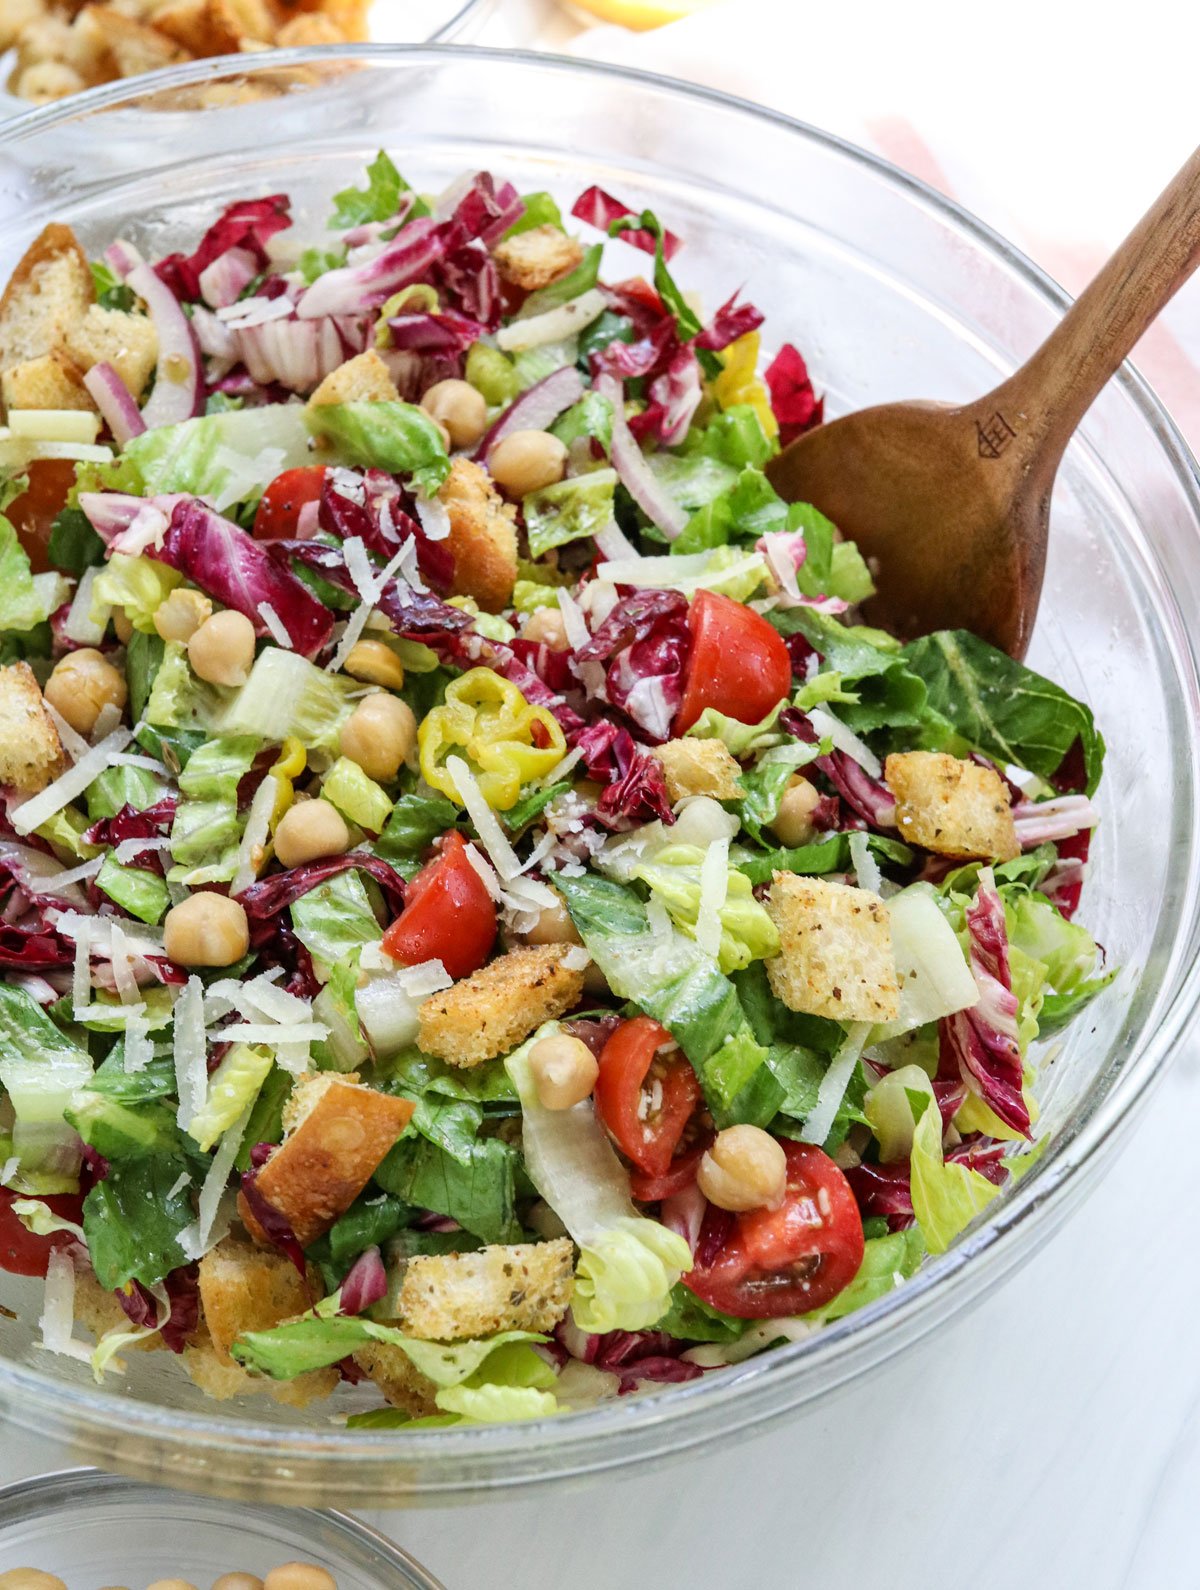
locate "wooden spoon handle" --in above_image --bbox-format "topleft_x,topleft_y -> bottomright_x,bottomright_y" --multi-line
989,144 -> 1200,469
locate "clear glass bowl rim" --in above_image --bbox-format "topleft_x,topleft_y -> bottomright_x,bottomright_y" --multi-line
0,1466 -> 445,1584
0,42 -> 1197,1497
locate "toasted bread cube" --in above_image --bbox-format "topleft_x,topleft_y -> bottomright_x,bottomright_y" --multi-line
219,0 -> 279,37
237,1074 -> 414,1248
0,0 -> 45,54
150,0 -> 246,54
309,349 -> 401,409
184,1325 -> 338,1408
885,751 -> 1019,862
492,225 -> 584,292
276,12 -> 345,42
62,305 -> 158,400
418,945 -> 586,1069
351,1340 -> 439,1418
653,737 -> 742,803
83,7 -> 188,75
13,61 -> 86,102
764,873 -> 899,1022
13,15 -> 74,71
1,351 -> 94,412
0,222 -> 94,374
437,456 -> 518,614
0,662 -> 65,793
73,1270 -> 165,1353
399,1238 -> 575,1342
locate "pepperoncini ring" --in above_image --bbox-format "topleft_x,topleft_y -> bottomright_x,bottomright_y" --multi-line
418,667 -> 567,810
268,735 -> 307,830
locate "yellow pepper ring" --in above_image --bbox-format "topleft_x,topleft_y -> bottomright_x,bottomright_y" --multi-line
418,667 -> 567,811
268,734 -> 307,830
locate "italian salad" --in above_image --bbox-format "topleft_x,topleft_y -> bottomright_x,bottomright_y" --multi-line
0,155 -> 1110,1424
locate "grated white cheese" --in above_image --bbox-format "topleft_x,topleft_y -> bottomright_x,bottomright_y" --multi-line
173,975 -> 208,1132
38,1250 -> 92,1365
216,294 -> 294,328
257,602 -> 293,649
115,836 -> 172,865
394,959 -> 453,998
107,921 -> 140,1005
330,466 -> 365,502
801,1022 -> 872,1147
42,701 -> 90,763
178,1102 -> 252,1263
11,727 -> 133,836
413,493 -> 451,541
231,773 -> 277,896
110,753 -> 169,774
696,837 -> 730,961
62,566 -> 108,647
556,587 -> 591,653
71,920 -> 91,1012
219,1021 -> 329,1044
848,831 -> 883,896
447,756 -> 523,880
25,857 -> 103,895
807,707 -> 882,780
122,1006 -> 154,1073
167,1171 -> 192,1201
90,702 -> 124,742
537,745 -> 584,788
561,945 -> 591,972
343,535 -> 379,605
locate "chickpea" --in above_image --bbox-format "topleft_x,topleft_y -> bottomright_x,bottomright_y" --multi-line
44,647 -> 128,736
421,377 -> 488,451
212,1578 -> 264,1590
111,608 -> 134,645
339,692 -> 416,783
263,1567 -> 337,1590
770,774 -> 822,848
521,607 -> 568,651
343,638 -> 404,691
274,799 -> 350,869
488,429 -> 568,498
0,1573 -> 67,1590
154,587 -> 213,645
697,1125 -> 787,1212
163,892 -> 250,968
188,609 -> 257,687
523,885 -> 582,947
145,1582 -> 198,1590
528,1032 -> 598,1111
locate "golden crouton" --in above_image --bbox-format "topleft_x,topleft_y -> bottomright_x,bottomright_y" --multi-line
150,0 -> 248,54
0,0 -> 44,54
276,12 -> 345,42
184,1325 -> 337,1409
73,1271 -> 165,1353
83,8 -> 187,76
398,1239 -> 575,1342
238,1074 -> 414,1248
308,349 -> 401,409
492,226 -> 585,293
885,751 -> 1019,862
0,662 -> 65,793
13,61 -> 86,102
351,1340 -> 439,1418
1,351 -> 94,413
418,945 -> 586,1069
653,738 -> 742,803
63,305 -> 158,400
277,0 -> 367,40
437,456 -> 518,614
764,873 -> 899,1023
0,223 -> 94,375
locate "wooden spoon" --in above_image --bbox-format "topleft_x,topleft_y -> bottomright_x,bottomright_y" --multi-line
765,147 -> 1200,658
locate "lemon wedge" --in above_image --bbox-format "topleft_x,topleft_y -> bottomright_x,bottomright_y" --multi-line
562,0 -> 719,29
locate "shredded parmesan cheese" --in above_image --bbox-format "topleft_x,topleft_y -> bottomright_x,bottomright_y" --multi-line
178,1102 -> 252,1262
11,728 -> 134,836
38,1250 -> 91,1364
801,1022 -> 872,1147
848,831 -> 883,896
257,602 -> 293,649
42,701 -> 89,763
173,975 -> 208,1132
807,707 -> 882,780
447,756 -> 522,880
231,773 -> 277,896
696,838 -> 729,961
26,857 -> 103,895
107,920 -> 140,1005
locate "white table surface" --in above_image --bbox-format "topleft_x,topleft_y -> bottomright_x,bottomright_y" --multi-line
4,3 -> 1200,1585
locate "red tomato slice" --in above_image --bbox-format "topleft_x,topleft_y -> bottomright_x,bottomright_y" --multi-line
683,1141 -> 864,1318
673,589 -> 792,735
252,466 -> 328,540
594,1016 -> 702,1179
9,459 -> 77,574
0,1187 -> 83,1278
381,830 -> 497,981
629,1133 -> 713,1202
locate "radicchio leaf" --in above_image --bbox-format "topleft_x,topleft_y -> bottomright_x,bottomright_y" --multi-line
764,342 -> 825,446
571,186 -> 682,260
236,852 -> 407,919
694,290 -> 766,352
339,1245 -> 388,1315
240,1166 -> 308,1279
155,196 -> 292,303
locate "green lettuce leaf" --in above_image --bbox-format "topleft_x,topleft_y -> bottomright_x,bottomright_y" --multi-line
802,1227 -> 925,1323
167,734 -> 260,885
94,854 -> 170,925
770,607 -> 929,734
551,391 -> 614,454
330,150 -> 427,228
903,628 -> 1104,794
374,787 -> 460,876
290,869 -> 381,974
47,506 -> 105,577
219,646 -> 362,754
307,401 -> 450,496
122,404 -> 312,508
524,469 -> 617,558
503,191 -> 564,237
91,554 -> 182,633
521,244 -> 602,316
373,1132 -> 522,1245
465,342 -> 520,406
631,842 -> 779,974
321,757 -> 393,834
909,1094 -> 1001,1254
0,517 -> 68,632
82,1155 -> 196,1290
86,762 -> 167,822
187,1043 -> 273,1154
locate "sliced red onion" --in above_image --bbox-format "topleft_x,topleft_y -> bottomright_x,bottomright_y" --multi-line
198,245 -> 258,310
595,373 -> 687,540
103,239 -> 143,281
191,305 -> 237,364
234,315 -> 345,393
82,361 -> 146,446
77,490 -> 152,543
1011,794 -> 1100,848
297,217 -> 442,320
127,262 -> 203,429
340,194 -> 416,248
475,365 -> 584,461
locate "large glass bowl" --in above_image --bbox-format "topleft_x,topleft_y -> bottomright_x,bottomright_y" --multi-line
0,46 -> 1196,1507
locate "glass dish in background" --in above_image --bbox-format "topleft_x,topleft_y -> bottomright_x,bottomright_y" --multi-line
0,44 -> 1196,1507
0,1468 -> 443,1587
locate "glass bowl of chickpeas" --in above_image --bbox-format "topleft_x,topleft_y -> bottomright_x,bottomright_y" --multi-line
0,1470 -> 443,1590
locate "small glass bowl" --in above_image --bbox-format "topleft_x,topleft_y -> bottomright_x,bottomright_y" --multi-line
0,1469 -> 443,1588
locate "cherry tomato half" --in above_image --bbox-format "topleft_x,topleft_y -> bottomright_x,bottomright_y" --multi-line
252,466 -> 328,540
381,829 -> 497,981
8,458 -> 77,574
0,1187 -> 83,1278
673,589 -> 792,735
629,1133 -> 713,1202
683,1140 -> 864,1318
594,1016 -> 702,1179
